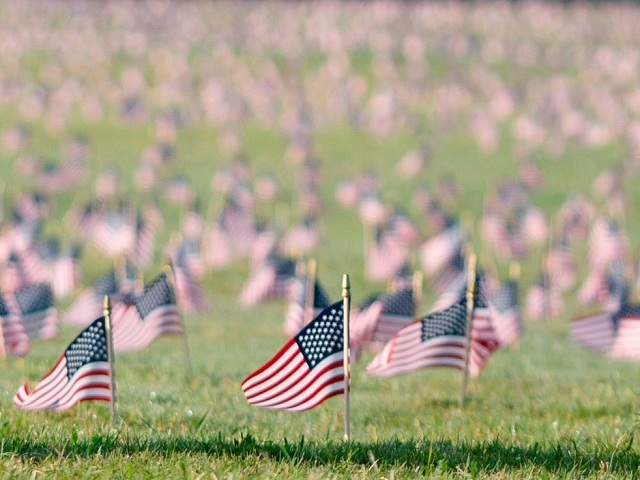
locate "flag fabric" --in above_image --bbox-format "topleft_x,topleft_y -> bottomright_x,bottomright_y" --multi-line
608,305 -> 640,361
365,296 -> 493,378
239,256 -> 296,307
470,280 -> 501,370
419,223 -> 465,276
13,316 -> 111,411
365,224 -> 409,282
0,294 -> 30,357
365,299 -> 468,378
283,275 -> 332,337
63,270 -> 119,326
242,301 -> 345,411
488,280 -> 522,347
170,261 -> 211,314
111,273 -> 182,352
7,283 -> 58,341
51,244 -> 82,300
570,311 -> 616,353
351,287 -> 414,349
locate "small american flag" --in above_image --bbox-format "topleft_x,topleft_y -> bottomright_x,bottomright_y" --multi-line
8,283 -> 58,341
112,274 -> 183,352
351,287 -> 414,349
570,311 -> 616,353
608,305 -> 640,361
242,301 -> 345,411
13,316 -> 112,411
170,261 -> 211,314
0,294 -> 30,357
63,270 -> 119,326
365,299 -> 468,378
365,297 -> 493,378
488,280 -> 522,347
239,256 -> 296,307
420,223 -> 466,277
283,276 -> 332,337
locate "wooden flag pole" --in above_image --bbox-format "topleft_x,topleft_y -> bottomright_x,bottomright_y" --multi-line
509,261 -> 521,282
459,251 -> 477,409
412,270 -> 423,317
103,295 -> 118,423
164,261 -> 193,378
341,273 -> 351,442
304,258 -> 317,325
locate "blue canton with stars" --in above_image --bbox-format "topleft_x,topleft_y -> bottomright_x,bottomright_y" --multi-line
64,317 -> 108,380
420,299 -> 467,342
381,288 -> 414,316
134,274 -> 176,320
0,295 -> 9,317
15,283 -> 53,315
295,301 -> 343,369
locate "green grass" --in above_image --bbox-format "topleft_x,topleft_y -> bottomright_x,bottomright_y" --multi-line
0,118 -> 637,478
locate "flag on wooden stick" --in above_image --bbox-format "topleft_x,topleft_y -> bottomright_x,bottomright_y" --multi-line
13,317 -> 112,411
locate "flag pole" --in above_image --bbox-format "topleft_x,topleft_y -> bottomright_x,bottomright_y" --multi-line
103,295 -> 118,423
164,261 -> 193,378
459,251 -> 477,409
509,261 -> 521,282
304,258 -> 317,325
341,273 -> 351,442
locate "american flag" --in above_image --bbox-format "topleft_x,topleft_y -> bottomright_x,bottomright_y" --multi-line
219,198 -> 257,257
112,273 -> 183,352
283,276 -> 332,337
570,311 -> 616,353
365,299 -> 468,378
51,244 -> 82,300
203,224 -> 233,270
608,305 -> 640,361
365,224 -> 409,282
13,316 -> 111,411
429,250 -> 466,299
282,216 -> 320,257
170,261 -> 211,314
470,280 -> 501,369
351,287 -> 414,349
239,256 -> 296,307
90,205 -> 136,258
242,301 -> 345,411
488,280 -> 522,347
0,294 -> 30,357
365,297 -> 493,378
419,223 -> 465,277
129,212 -> 157,268
7,283 -> 58,341
63,270 -> 119,326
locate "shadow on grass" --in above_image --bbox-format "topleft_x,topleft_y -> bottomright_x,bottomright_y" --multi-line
2,432 -> 638,476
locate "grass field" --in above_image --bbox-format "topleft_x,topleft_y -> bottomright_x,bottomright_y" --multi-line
1,1 -> 640,478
